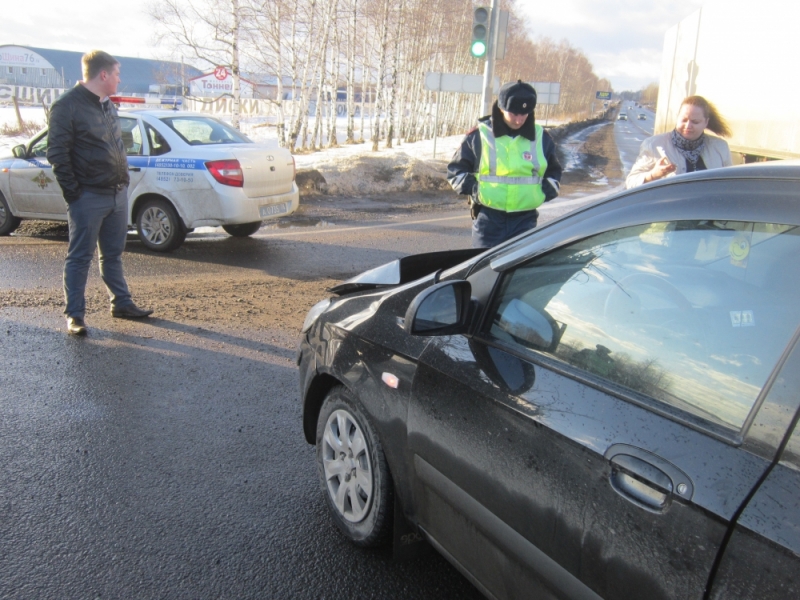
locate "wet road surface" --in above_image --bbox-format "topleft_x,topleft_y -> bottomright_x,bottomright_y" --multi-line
1,308 -> 487,598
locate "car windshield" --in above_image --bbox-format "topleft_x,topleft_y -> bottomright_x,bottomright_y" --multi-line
159,116 -> 251,146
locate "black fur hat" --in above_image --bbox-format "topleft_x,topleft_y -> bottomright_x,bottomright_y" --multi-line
498,80 -> 537,114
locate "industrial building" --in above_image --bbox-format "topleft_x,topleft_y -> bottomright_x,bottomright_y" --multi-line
0,44 -> 202,94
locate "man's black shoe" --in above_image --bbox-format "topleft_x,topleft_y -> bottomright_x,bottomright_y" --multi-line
67,317 -> 88,336
111,304 -> 154,319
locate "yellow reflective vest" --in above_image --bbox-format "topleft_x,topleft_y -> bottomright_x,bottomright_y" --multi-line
476,122 -> 548,212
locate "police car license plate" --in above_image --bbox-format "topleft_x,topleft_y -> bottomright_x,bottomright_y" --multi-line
259,202 -> 289,218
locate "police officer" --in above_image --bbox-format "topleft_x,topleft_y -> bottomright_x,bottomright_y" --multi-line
447,80 -> 562,248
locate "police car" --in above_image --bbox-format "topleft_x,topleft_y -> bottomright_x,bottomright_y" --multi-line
0,107 -> 299,251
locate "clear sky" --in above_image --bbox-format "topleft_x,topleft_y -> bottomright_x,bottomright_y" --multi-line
0,0 -> 770,93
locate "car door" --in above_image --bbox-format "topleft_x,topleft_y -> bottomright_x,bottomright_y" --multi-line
120,116 -> 147,193
407,211 -> 800,599
708,339 -> 800,599
8,117 -> 146,218
8,132 -> 66,216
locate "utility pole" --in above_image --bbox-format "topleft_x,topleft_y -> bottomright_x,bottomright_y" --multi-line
480,0 -> 500,116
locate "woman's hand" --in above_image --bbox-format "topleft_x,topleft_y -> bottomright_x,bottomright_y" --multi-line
645,156 -> 677,183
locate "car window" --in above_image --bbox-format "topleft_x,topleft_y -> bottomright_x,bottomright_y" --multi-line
145,123 -> 171,156
159,116 -> 250,145
484,221 -> 800,432
120,117 -> 143,156
29,133 -> 47,157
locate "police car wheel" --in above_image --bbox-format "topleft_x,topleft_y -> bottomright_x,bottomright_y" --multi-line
136,198 -> 187,252
222,221 -> 262,237
0,192 -> 22,236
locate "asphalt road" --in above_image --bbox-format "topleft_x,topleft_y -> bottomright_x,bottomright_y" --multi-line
0,123 -> 624,599
614,103 -> 656,173
1,212 -> 486,599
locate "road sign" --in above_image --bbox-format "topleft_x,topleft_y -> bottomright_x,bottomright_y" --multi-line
495,10 -> 509,60
596,91 -> 611,100
424,72 -> 499,95
528,82 -> 560,105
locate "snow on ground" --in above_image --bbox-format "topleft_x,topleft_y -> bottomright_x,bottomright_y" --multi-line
0,106 -> 47,152
0,106 -> 464,196
292,136 -> 464,196
0,106 -> 569,197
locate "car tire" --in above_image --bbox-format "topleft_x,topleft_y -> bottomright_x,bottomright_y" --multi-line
222,221 -> 262,237
0,192 -> 22,236
316,385 -> 393,547
136,198 -> 186,252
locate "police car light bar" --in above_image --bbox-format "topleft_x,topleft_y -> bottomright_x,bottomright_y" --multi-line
109,96 -> 146,105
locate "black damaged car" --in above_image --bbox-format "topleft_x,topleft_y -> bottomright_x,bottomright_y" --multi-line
297,161 -> 800,600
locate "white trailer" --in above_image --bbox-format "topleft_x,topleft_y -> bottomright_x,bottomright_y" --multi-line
655,0 -> 800,161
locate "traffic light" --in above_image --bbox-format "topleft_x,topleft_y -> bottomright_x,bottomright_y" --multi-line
471,7 -> 490,58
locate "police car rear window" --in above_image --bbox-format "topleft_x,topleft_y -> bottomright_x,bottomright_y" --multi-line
160,116 -> 251,146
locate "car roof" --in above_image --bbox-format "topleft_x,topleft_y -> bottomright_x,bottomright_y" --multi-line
486,160 -> 800,273
643,159 -> 800,186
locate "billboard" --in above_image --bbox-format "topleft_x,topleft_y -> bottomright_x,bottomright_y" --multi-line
189,67 -> 255,98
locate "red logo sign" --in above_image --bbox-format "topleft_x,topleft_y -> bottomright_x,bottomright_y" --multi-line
523,152 -> 533,161
213,66 -> 228,80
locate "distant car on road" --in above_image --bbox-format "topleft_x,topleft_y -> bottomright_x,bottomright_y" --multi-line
618,113 -> 628,120
299,161 -> 800,599
638,113 -> 647,120
0,109 -> 299,251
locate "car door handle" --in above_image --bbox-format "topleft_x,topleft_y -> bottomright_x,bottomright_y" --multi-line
128,166 -> 141,172
609,454 -> 672,511
605,444 -> 694,513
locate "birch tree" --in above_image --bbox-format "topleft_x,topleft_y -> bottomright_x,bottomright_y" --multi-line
150,0 -> 611,150
149,0 -> 251,127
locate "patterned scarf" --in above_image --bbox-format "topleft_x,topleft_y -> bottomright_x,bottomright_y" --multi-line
671,129 -> 706,166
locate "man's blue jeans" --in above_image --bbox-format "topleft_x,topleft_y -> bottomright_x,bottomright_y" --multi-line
64,187 -> 132,318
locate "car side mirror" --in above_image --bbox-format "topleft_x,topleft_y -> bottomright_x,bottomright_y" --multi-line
12,145 -> 26,159
404,280 -> 473,336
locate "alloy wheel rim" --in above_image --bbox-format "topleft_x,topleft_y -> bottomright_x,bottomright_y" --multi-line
141,207 -> 171,245
322,409 -> 374,523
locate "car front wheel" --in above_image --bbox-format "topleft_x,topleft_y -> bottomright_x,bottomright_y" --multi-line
0,192 -> 21,236
222,221 -> 262,237
136,198 -> 186,252
316,386 -> 393,547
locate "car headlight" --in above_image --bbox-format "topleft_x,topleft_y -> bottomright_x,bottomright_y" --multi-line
302,298 -> 332,333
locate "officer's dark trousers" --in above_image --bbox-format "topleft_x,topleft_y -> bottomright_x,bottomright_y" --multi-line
471,205 -> 538,249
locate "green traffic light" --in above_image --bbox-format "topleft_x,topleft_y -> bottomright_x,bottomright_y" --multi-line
471,40 -> 487,58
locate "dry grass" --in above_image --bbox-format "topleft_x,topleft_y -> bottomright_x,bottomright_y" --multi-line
0,120 -> 44,137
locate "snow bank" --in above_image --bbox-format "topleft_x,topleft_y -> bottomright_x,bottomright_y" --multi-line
292,136 -> 463,196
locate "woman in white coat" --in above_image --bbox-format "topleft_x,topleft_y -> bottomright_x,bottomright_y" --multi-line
626,96 -> 732,188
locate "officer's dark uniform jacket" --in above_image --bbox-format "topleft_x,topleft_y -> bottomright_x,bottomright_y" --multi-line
47,83 -> 130,204
447,103 -> 562,209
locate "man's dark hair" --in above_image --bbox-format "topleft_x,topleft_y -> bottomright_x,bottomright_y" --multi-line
81,50 -> 119,81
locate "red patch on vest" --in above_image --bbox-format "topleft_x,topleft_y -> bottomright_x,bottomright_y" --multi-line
523,151 -> 533,161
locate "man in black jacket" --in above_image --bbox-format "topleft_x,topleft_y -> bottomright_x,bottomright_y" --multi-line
47,50 -> 152,335
447,81 -> 562,248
